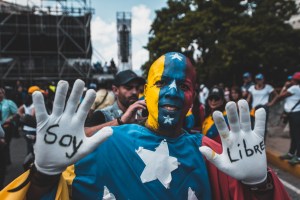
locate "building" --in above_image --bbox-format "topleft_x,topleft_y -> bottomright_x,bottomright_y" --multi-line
0,0 -> 94,85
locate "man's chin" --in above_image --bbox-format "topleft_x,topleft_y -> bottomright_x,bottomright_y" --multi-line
129,100 -> 137,105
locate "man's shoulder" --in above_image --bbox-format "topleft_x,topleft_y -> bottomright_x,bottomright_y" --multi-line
3,99 -> 16,106
99,104 -> 115,112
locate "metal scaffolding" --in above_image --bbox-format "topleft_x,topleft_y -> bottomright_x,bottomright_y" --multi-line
116,11 -> 132,71
0,0 -> 94,84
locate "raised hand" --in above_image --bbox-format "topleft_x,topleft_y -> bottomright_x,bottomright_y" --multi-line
200,99 -> 267,185
121,100 -> 147,124
32,79 -> 113,175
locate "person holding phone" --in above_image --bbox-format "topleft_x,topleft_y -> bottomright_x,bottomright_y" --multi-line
85,70 -> 146,136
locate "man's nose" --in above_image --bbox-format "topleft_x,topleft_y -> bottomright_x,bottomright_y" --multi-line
131,87 -> 139,94
165,81 -> 179,97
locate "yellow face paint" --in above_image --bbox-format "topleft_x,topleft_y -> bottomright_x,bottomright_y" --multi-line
145,55 -> 165,131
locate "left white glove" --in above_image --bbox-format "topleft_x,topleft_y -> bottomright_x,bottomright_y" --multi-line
33,79 -> 113,175
200,99 -> 267,185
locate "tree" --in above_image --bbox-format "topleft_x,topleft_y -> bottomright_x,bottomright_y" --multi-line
143,0 -> 300,87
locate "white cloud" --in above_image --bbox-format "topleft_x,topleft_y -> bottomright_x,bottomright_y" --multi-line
132,5 -> 151,36
91,4 -> 152,71
91,16 -> 117,65
131,5 -> 151,71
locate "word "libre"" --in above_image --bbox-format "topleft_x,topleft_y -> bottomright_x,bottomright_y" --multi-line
227,139 -> 265,163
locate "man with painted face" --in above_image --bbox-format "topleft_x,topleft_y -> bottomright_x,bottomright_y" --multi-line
1,52 -> 289,199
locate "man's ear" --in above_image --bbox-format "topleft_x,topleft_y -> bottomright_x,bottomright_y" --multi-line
112,85 -> 119,95
144,84 -> 148,96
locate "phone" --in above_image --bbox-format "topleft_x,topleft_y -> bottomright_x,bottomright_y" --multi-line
141,108 -> 149,117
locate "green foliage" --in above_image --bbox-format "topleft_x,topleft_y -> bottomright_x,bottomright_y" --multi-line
143,0 -> 300,86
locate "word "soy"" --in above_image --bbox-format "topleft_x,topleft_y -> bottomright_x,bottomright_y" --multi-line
227,139 -> 265,163
44,124 -> 83,159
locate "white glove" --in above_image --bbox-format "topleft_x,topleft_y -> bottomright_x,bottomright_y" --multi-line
199,99 -> 267,185
32,79 -> 113,175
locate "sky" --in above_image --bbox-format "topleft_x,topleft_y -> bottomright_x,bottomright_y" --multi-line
91,0 -> 167,74
4,0 -> 167,74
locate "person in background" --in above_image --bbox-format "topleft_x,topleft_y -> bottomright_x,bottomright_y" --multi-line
0,122 -> 6,189
276,72 -> 300,165
18,86 -> 45,155
241,72 -> 254,99
224,86 -> 230,102
0,87 -> 18,167
84,70 -> 146,136
230,86 -> 243,103
247,73 -> 278,139
87,89 -> 115,119
198,84 -> 209,105
190,89 -> 206,132
202,86 -> 227,143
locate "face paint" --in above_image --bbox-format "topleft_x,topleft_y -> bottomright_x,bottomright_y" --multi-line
145,52 -> 195,133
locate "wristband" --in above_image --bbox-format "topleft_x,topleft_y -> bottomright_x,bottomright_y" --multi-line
31,164 -> 61,187
8,164 -> 61,192
247,171 -> 273,192
117,117 -> 124,125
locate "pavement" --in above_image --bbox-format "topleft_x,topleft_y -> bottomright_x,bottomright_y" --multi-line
266,132 -> 300,179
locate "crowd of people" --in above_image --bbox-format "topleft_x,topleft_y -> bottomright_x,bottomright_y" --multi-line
0,52 -> 299,199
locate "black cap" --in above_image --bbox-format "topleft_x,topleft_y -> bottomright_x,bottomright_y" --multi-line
113,70 -> 145,86
208,87 -> 224,99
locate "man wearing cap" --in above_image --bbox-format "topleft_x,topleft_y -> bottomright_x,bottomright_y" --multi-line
85,69 -> 146,136
247,73 -> 278,139
241,72 -> 254,99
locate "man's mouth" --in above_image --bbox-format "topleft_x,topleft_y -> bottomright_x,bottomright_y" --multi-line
162,105 -> 179,111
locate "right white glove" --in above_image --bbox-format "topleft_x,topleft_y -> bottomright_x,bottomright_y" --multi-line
200,100 -> 267,185
32,79 -> 113,175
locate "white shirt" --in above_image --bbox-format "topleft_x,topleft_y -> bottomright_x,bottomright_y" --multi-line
248,84 -> 274,108
284,85 -> 300,113
199,87 -> 209,105
23,104 -> 36,132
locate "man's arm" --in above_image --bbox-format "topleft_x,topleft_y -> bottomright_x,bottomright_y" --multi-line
267,89 -> 279,107
85,117 -> 120,137
85,100 -> 146,137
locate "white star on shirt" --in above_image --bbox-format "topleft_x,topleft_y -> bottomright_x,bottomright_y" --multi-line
171,53 -> 183,61
188,187 -> 198,200
136,140 -> 179,189
103,186 -> 116,200
163,115 -> 174,124
168,80 -> 177,91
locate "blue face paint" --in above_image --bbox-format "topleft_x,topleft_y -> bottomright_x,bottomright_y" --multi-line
157,52 -> 188,130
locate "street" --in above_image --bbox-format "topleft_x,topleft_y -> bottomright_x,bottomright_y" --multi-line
3,135 -> 300,199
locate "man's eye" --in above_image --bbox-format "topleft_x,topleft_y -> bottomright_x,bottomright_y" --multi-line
155,80 -> 166,88
179,83 -> 189,91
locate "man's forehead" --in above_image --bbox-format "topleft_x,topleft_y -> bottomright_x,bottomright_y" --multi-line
122,80 -> 142,87
148,52 -> 195,83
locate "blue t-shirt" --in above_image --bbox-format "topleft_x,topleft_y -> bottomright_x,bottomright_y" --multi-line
70,124 -> 211,200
